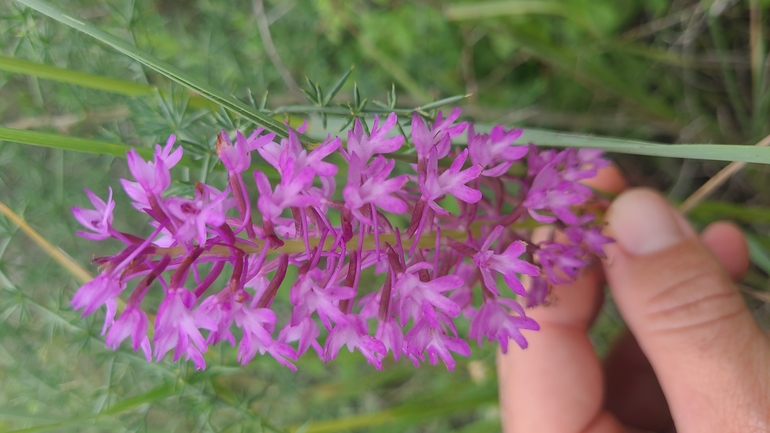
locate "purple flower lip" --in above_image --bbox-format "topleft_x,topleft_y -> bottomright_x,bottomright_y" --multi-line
71,109 -> 611,371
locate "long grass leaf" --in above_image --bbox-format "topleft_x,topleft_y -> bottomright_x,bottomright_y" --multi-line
0,56 -> 222,110
0,127 -> 283,182
689,201 -> 770,224
0,126 -> 205,169
13,0 -> 304,143
518,128 -> 770,163
0,126 -> 153,160
0,55 -> 149,96
310,117 -> 770,164
444,1 -> 565,20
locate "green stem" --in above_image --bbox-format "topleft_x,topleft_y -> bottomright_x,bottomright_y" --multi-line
154,220 -> 543,259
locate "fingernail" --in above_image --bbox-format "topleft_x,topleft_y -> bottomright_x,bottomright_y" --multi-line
607,189 -> 694,256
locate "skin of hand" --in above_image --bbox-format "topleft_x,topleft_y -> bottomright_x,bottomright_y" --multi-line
497,167 -> 770,433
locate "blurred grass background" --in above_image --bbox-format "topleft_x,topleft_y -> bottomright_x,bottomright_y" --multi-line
2,0 -> 770,431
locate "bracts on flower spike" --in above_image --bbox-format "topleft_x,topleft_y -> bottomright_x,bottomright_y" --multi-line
70,109 -> 613,371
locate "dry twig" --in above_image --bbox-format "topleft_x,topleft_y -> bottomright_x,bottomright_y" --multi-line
680,132 -> 770,214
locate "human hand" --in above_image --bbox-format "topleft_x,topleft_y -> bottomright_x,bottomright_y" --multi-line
497,168 -> 770,432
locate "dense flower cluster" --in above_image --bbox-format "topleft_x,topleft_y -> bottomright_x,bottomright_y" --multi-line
71,109 -> 611,371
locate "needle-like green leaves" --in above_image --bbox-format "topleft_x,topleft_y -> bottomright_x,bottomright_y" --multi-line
13,0 -> 305,144
13,0 -> 770,164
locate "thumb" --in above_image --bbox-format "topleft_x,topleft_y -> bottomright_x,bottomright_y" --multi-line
603,189 -> 770,431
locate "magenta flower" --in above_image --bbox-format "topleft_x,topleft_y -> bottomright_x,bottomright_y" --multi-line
394,263 -> 463,325
525,276 -> 550,308
258,128 -> 340,178
155,134 -> 184,168
469,298 -> 540,352
278,316 -> 322,357
126,135 -> 183,196
526,145 -> 558,177
105,306 -> 152,361
325,314 -> 387,369
375,319 -> 405,361
562,148 -> 611,181
343,155 -> 408,218
405,305 -> 470,371
232,300 -> 297,370
412,113 -> 445,160
120,179 -> 150,211
536,241 -> 588,284
71,272 -> 124,316
412,109 -> 466,160
255,166 -> 318,223
473,226 -> 540,296
565,224 -> 614,257
448,262 -> 478,319
166,184 -> 231,245
127,148 -> 170,196
215,128 -> 278,174
468,124 -> 527,177
420,148 -> 483,214
346,113 -> 404,163
153,289 -> 217,370
216,130 -> 251,173
196,293 -> 237,346
289,271 -> 354,331
432,108 -> 467,145
72,188 -> 115,241
523,163 -> 591,224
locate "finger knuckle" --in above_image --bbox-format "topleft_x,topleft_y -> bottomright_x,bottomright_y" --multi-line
642,266 -> 745,345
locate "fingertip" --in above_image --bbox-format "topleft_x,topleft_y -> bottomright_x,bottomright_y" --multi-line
606,188 -> 696,256
701,221 -> 749,282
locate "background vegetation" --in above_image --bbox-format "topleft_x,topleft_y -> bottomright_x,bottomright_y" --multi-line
1,0 -> 770,431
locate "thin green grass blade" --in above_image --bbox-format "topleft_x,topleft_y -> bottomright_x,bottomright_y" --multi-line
689,201 -> 770,224
518,128 -> 770,163
444,1 -> 565,20
0,126 -> 283,179
0,126 -> 188,165
14,0 -> 303,143
0,55 -> 149,96
310,117 -> 770,164
0,55 -> 221,110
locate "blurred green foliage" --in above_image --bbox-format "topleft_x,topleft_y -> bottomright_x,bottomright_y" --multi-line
2,0 -> 770,431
